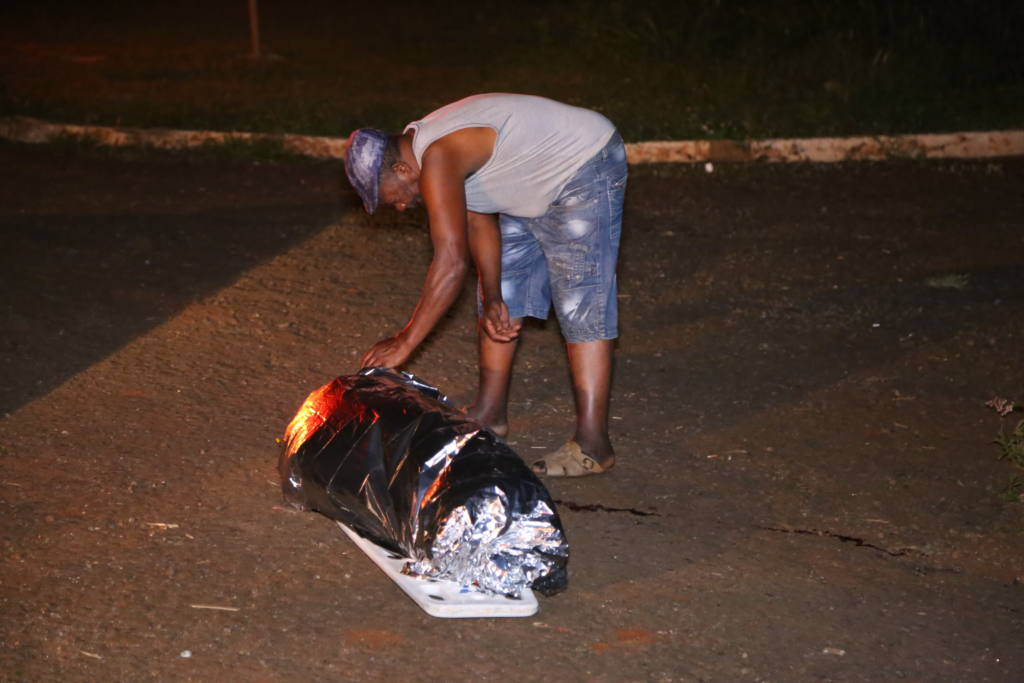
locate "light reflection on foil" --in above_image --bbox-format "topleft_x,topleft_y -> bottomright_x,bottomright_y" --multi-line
279,368 -> 569,597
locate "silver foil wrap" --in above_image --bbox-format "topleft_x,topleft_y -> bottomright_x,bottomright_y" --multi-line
279,368 -> 569,597
406,488 -> 565,596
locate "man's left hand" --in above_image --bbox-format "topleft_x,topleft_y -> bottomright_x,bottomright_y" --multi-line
481,299 -> 521,342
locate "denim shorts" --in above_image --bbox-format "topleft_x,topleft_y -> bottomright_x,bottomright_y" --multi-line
487,132 -> 627,343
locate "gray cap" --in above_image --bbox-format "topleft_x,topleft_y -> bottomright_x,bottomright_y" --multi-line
344,128 -> 389,213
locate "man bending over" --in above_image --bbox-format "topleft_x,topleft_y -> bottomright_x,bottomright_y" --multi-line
344,93 -> 627,477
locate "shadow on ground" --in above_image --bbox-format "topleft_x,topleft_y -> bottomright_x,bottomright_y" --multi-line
0,143 -> 341,413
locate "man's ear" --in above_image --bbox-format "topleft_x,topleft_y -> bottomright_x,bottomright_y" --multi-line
392,161 -> 412,178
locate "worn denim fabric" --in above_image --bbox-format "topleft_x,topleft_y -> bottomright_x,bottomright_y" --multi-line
488,132 -> 627,342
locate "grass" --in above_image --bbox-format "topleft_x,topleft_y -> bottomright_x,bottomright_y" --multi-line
987,397 -> 1024,504
924,273 -> 970,290
994,419 -> 1024,468
1,0 -> 1022,141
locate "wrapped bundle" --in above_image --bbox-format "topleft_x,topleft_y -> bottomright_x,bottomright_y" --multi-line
279,368 -> 569,597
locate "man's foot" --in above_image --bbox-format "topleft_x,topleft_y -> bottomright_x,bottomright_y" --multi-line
461,404 -> 509,438
532,441 -> 615,477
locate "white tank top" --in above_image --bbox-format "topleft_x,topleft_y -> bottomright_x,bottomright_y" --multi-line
404,94 -> 616,218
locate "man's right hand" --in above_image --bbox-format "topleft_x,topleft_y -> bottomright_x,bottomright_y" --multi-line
480,299 -> 521,342
361,333 -> 414,369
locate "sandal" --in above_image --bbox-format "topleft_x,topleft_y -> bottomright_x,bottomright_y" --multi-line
532,441 -> 608,477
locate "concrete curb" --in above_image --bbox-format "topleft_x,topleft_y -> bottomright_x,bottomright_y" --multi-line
0,116 -> 346,159
1,115 -> 1022,164
631,130 -> 1024,163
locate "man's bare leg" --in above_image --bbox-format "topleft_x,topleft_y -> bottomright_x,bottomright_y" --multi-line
566,339 -> 615,469
464,318 -> 521,437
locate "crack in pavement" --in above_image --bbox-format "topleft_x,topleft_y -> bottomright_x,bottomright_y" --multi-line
553,499 -> 660,517
756,525 -> 920,557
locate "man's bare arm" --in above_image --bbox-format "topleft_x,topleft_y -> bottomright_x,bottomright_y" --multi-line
467,210 -> 519,341
399,155 -> 472,347
467,211 -> 501,301
361,136 -> 486,368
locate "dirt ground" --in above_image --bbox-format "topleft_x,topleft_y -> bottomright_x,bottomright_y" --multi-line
1,142 -> 1022,681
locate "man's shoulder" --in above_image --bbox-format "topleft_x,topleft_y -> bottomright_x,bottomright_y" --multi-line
421,127 -> 497,176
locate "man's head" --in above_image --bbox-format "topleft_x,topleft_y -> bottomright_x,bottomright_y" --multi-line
344,129 -> 420,213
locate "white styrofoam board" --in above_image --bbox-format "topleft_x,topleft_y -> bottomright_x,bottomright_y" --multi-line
337,522 -> 538,618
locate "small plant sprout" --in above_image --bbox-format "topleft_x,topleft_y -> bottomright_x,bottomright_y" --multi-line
993,420 -> 1024,468
997,475 -> 1024,504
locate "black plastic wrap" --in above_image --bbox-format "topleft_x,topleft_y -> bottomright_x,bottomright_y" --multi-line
279,368 -> 569,596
